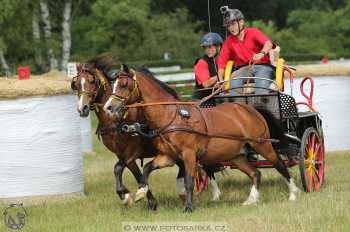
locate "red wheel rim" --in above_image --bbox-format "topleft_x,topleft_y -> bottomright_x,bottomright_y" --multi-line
304,131 -> 325,191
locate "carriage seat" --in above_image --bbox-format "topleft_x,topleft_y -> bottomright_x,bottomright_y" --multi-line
223,46 -> 290,93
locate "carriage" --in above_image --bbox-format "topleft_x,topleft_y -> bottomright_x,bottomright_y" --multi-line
199,59 -> 325,193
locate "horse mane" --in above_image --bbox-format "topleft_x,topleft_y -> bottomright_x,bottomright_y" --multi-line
86,52 -> 119,76
135,66 -> 179,100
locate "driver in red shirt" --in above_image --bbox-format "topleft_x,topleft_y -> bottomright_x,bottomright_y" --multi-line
217,7 -> 275,95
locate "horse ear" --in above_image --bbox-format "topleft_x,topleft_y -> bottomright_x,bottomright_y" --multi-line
76,63 -> 83,72
120,64 -> 130,73
71,78 -> 77,91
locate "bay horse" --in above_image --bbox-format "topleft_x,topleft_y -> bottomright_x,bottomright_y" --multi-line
104,65 -> 300,212
71,55 -> 159,209
70,54 -> 223,210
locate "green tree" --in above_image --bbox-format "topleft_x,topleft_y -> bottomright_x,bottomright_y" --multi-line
72,0 -> 202,66
274,1 -> 350,60
0,0 -> 35,74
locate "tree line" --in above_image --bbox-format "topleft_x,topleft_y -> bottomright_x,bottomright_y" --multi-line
0,0 -> 349,75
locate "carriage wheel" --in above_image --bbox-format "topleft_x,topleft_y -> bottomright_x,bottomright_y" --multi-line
299,127 -> 325,192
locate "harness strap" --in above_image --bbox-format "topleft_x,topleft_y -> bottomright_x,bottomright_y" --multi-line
126,101 -> 197,108
159,125 -> 279,144
194,106 -> 210,160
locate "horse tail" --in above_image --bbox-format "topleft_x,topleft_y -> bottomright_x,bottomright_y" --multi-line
255,107 -> 288,148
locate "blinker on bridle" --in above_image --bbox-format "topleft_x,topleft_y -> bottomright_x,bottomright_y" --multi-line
111,70 -> 139,104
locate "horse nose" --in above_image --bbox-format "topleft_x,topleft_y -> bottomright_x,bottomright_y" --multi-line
83,104 -> 89,112
80,105 -> 90,117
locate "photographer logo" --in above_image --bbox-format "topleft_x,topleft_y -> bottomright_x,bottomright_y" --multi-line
3,203 -> 27,230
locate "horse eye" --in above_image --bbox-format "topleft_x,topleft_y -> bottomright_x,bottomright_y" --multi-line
90,79 -> 96,84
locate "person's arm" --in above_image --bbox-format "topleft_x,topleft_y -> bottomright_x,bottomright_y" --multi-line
217,39 -> 231,81
218,68 -> 225,82
251,28 -> 273,62
252,40 -> 273,62
202,75 -> 218,88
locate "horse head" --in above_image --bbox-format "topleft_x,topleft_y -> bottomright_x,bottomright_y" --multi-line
71,63 -> 107,117
104,64 -> 140,118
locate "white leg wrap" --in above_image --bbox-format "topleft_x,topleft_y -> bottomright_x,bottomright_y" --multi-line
135,185 -> 149,202
287,178 -> 300,201
176,178 -> 186,196
210,179 -> 222,201
242,185 -> 259,206
121,193 -> 130,205
121,193 -> 133,206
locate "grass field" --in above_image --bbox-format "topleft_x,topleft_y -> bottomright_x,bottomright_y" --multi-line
1,118 -> 350,231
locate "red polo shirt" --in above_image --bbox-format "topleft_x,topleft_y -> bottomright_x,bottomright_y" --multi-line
217,27 -> 271,69
194,58 -> 218,85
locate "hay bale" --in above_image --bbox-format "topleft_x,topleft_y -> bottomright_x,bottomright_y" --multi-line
0,70 -> 92,203
0,70 -> 72,100
0,95 -> 84,200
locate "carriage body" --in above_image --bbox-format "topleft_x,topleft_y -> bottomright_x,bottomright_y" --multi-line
204,76 -> 325,192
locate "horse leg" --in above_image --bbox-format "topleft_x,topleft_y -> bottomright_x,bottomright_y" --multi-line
175,161 -> 186,202
126,160 -> 157,211
232,155 -> 261,205
252,142 -> 300,201
202,166 -> 222,201
114,160 -> 133,206
135,154 -> 175,203
184,169 -> 195,213
209,175 -> 222,201
182,149 -> 197,213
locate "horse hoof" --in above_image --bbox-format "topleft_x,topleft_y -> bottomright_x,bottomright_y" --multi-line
121,193 -> 134,207
211,192 -> 222,201
288,191 -> 300,201
135,186 -> 148,202
126,195 -> 134,207
242,198 -> 258,206
289,188 -> 300,201
147,201 -> 158,211
183,206 -> 193,213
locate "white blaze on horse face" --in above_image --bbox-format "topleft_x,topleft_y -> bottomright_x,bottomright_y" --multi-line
103,79 -> 120,116
78,77 -> 86,111
103,97 -> 114,116
113,79 -> 119,94
81,77 -> 86,92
